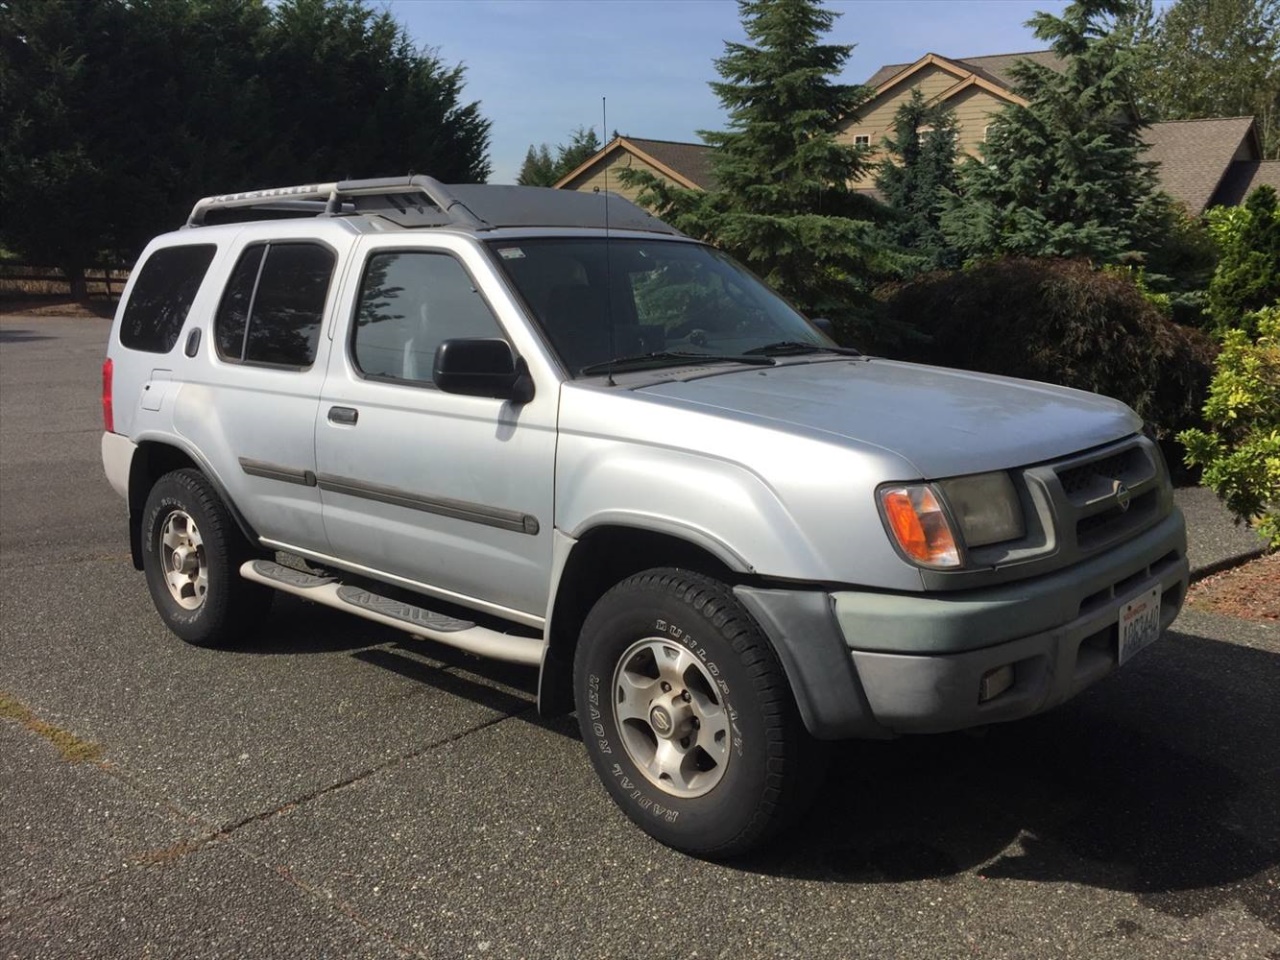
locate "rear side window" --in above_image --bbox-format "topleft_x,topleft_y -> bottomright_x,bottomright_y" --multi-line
215,242 -> 335,368
119,245 -> 217,353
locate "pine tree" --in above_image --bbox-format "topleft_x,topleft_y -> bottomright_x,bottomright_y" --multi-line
941,0 -> 1167,263
517,144 -> 558,186
516,127 -> 601,186
620,0 -> 885,335
554,126 -> 602,178
875,90 -> 960,271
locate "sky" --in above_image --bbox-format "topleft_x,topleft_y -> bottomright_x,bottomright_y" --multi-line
385,0 -> 1076,184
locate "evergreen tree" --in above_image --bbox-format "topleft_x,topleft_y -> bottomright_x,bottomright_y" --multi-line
554,126 -> 602,178
1207,185 -> 1280,335
0,0 -> 491,293
517,144 -> 558,186
875,89 -> 960,271
516,126 -> 601,186
941,0 -> 1167,263
620,0 -> 885,337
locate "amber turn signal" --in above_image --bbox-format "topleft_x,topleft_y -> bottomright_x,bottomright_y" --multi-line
879,485 -> 961,568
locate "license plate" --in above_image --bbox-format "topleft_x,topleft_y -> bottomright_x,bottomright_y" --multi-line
1118,586 -> 1162,666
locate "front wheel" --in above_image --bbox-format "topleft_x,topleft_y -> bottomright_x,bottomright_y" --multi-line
141,468 -> 272,648
574,568 -> 821,858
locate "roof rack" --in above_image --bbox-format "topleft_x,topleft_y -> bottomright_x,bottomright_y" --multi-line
185,176 -> 684,236
187,176 -> 485,228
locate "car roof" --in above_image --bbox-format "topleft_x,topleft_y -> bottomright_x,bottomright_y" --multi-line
184,176 -> 684,238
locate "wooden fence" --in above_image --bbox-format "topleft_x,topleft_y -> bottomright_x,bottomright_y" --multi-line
0,263 -> 130,300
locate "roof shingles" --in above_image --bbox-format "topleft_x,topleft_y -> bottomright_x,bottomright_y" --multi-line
1141,117 -> 1259,214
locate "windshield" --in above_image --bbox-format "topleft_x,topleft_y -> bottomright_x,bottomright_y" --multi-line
486,238 -> 833,376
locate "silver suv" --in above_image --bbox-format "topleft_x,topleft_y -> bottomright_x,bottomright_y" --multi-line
102,177 -> 1188,857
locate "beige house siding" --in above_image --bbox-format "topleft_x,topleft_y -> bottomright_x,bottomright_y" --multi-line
946,86 -> 1010,156
842,65 -> 1020,184
558,147 -> 669,202
842,65 -> 964,147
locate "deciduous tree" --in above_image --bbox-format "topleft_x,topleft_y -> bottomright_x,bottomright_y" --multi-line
1128,0 -> 1280,159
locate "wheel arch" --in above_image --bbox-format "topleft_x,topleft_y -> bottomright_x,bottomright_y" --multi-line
128,439 -> 259,569
536,523 -> 737,717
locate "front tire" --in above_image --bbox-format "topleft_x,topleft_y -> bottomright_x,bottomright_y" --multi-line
141,469 -> 271,648
574,568 -> 820,858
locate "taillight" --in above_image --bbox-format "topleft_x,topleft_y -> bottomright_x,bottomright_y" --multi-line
102,357 -> 114,433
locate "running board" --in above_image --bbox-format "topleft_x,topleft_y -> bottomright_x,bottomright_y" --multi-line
241,560 -> 545,665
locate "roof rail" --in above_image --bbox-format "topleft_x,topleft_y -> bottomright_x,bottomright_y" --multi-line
186,176 -> 487,228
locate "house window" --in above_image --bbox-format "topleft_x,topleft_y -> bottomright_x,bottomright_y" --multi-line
853,135 -> 871,147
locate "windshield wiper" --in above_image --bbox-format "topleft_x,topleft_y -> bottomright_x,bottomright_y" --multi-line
579,351 -> 776,376
743,341 -> 862,357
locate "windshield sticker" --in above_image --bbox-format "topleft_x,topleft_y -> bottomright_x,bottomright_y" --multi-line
498,247 -> 525,260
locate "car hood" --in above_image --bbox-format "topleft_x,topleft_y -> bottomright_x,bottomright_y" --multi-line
633,358 -> 1141,478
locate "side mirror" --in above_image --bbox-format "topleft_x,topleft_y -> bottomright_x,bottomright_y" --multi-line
434,338 -> 535,404
809,317 -> 834,336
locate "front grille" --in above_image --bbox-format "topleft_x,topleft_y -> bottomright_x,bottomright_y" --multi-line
1056,447 -> 1148,500
1038,437 -> 1165,554
1076,489 -> 1159,549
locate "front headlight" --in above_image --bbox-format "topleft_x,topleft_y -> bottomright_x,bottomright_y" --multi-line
878,471 -> 1024,569
937,471 -> 1025,547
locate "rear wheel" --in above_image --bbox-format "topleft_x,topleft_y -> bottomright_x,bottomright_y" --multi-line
574,568 -> 821,858
141,469 -> 271,647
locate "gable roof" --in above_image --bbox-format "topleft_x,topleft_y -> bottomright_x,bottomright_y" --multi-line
1213,160 -> 1280,208
554,135 -> 716,192
624,137 -> 717,191
863,50 -> 1065,92
1141,117 -> 1261,214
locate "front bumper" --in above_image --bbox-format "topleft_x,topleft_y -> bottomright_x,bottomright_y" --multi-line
736,508 -> 1188,739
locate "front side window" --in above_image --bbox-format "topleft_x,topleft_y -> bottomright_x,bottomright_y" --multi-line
488,238 -> 827,376
119,244 -> 217,353
352,251 -> 504,383
214,242 -> 334,368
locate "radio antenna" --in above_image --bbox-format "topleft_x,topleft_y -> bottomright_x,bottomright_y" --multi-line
602,97 -> 617,386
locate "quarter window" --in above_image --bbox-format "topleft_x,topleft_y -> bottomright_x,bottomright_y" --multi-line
214,242 -> 334,368
353,251 -> 504,383
119,245 -> 217,353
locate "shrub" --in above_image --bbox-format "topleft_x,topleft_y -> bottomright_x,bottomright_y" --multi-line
1179,307 -> 1280,546
1206,185 -> 1280,336
875,257 -> 1217,444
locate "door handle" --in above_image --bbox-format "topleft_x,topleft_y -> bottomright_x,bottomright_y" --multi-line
328,406 -> 359,425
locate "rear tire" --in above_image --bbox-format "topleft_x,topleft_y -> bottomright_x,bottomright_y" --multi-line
141,469 -> 272,648
574,568 -> 821,858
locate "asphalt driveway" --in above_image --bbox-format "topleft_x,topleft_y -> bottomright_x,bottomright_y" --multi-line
1,314 -> 1277,959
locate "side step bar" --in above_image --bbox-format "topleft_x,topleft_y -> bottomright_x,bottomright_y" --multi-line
240,560 -> 545,666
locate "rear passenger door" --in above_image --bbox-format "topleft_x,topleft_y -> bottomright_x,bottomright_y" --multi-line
174,238 -> 339,553
314,236 -> 558,625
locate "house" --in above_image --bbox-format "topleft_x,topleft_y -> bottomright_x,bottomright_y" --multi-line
839,50 -> 1064,186
555,50 -> 1279,216
554,136 -> 717,203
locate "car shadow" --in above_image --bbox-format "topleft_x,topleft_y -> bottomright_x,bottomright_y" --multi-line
0,328 -> 55,343
244,593 -> 576,738
734,619 -> 1280,934
233,591 -> 1279,931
